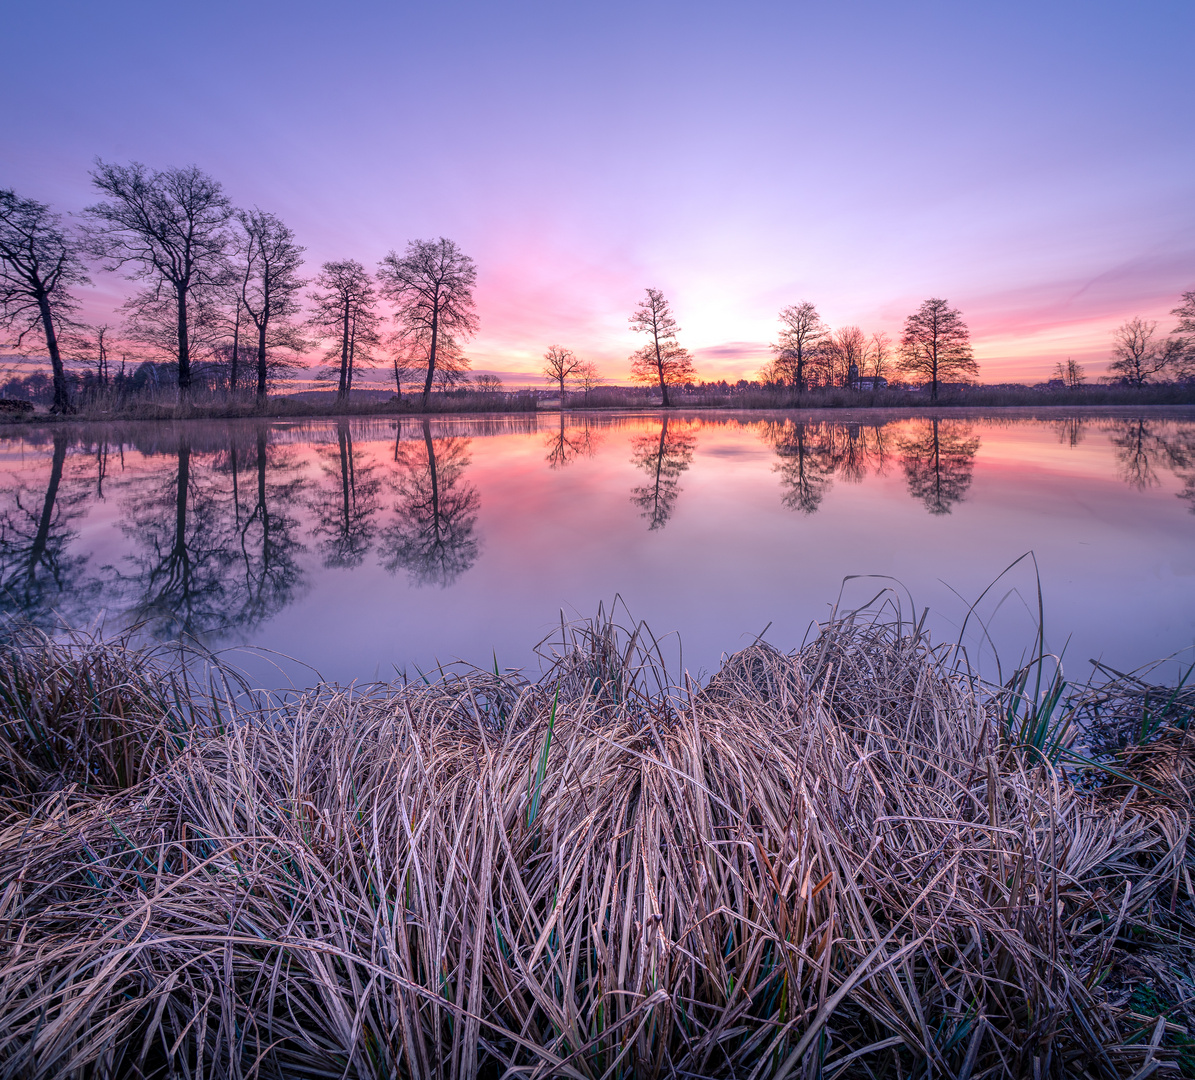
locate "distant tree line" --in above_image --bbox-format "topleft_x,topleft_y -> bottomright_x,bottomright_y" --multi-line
0,165 -> 480,413
3,166 -> 1194,415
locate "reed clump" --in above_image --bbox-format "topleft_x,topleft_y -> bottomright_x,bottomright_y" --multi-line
1,613 -> 1192,1079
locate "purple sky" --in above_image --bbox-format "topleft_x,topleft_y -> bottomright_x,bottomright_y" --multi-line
4,0 -> 1193,383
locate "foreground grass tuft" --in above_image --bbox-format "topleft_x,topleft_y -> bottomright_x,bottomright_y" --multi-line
1,613 -> 1193,1078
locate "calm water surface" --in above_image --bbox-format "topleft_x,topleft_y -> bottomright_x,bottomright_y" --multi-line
2,409 -> 1193,686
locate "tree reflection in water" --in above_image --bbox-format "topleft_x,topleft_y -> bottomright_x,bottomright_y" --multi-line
544,413 -> 602,469
114,427 -> 307,641
629,417 -> 697,530
0,432 -> 100,630
760,420 -> 891,514
1106,419 -> 1195,512
897,418 -> 980,515
380,418 -> 480,586
309,420 -> 383,568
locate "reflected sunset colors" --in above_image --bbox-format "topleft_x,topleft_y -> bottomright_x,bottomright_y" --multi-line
1,410 -> 1193,686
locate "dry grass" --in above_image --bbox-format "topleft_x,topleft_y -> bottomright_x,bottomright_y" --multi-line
1,612 -> 1192,1078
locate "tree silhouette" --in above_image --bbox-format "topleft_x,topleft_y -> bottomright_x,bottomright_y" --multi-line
769,302 -> 827,392
380,418 -> 480,586
309,420 -> 383,567
897,418 -> 980,514
377,239 -> 479,410
308,260 -> 381,404
898,298 -> 977,401
629,289 -> 694,407
629,417 -> 697,529
0,433 -> 99,630
0,190 -> 90,413
85,163 -> 233,394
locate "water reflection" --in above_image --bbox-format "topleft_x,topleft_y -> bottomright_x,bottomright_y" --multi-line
896,419 -> 980,515
544,413 -> 603,469
0,432 -> 99,629
761,420 -> 894,514
112,429 -> 307,639
0,412 -> 1191,674
629,417 -> 697,529
1107,419 -> 1195,502
309,420 -> 383,568
379,418 -> 481,586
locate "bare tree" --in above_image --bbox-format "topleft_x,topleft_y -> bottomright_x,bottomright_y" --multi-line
84,162 -> 233,395
772,302 -> 827,392
898,298 -> 977,401
474,373 -> 503,393
629,288 -> 693,407
1165,293 -> 1195,381
543,344 -> 582,404
572,360 -> 604,402
64,324 -> 114,388
377,238 -> 479,411
865,332 -> 891,380
309,260 -> 380,404
827,325 -> 867,386
1107,317 -> 1171,386
1052,357 -> 1085,387
236,209 -> 307,403
0,189 -> 90,413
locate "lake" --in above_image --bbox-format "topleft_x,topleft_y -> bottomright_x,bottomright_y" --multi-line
2,408 -> 1193,687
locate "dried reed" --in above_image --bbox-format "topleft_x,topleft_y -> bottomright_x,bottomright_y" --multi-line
1,611 -> 1192,1078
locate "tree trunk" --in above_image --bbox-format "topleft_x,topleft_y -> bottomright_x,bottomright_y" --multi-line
176,283 -> 192,394
230,302 -> 241,392
36,292 -> 73,414
255,321 -> 268,403
256,277 -> 271,403
421,305 -> 440,411
654,332 -> 670,408
337,299 -> 351,403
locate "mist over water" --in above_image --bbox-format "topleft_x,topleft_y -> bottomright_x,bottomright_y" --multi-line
1,409 -> 1193,687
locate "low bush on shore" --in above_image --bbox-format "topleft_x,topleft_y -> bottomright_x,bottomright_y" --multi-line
1,614 -> 1193,1078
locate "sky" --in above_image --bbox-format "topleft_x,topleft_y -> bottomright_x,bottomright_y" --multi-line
2,0 -> 1193,384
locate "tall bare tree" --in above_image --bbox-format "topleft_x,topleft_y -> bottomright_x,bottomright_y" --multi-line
236,209 -> 307,403
309,260 -> 380,404
377,238 -> 478,410
573,359 -> 605,402
898,298 -> 977,401
543,344 -> 581,404
1167,292 -> 1195,381
827,325 -> 867,386
629,288 -> 693,407
85,162 -> 233,394
1107,317 -> 1174,386
0,189 -> 90,413
773,302 -> 827,392
865,332 -> 892,381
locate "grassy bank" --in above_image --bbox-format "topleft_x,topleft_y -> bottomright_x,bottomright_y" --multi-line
1,614 -> 1193,1078
4,381 -> 1195,425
